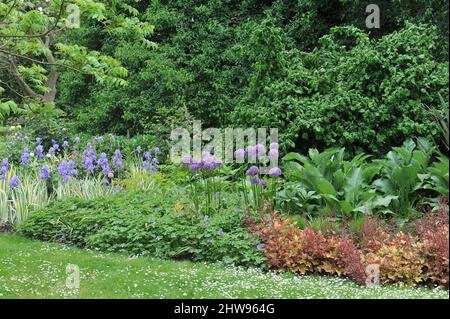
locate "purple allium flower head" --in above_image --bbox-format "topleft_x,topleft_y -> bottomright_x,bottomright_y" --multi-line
181,155 -> 192,165
36,145 -> 44,159
246,145 -> 256,157
234,148 -> 245,160
260,179 -> 268,188
48,147 -> 55,155
39,165 -> 50,180
250,176 -> 261,185
9,175 -> 19,189
268,148 -> 279,160
62,141 -> 69,149
269,142 -> 279,150
189,163 -> 201,172
53,143 -> 60,152
21,148 -> 30,166
144,151 -> 151,160
268,167 -> 282,177
154,147 -> 160,155
255,144 -> 266,157
246,165 -> 259,176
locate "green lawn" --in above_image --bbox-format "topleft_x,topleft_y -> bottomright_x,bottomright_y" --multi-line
0,233 -> 447,299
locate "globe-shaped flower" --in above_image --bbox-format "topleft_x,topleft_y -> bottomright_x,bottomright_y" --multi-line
234,148 -> 245,160
268,167 -> 282,177
246,165 -> 259,176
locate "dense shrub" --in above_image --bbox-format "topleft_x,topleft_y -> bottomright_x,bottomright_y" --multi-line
18,191 -> 265,268
233,24 -> 448,154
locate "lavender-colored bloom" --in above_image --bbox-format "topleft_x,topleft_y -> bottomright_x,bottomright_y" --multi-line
255,144 -> 266,157
234,148 -> 245,160
246,145 -> 256,157
58,160 -> 77,182
260,179 -> 268,188
152,157 -> 159,164
250,176 -> 261,185
268,148 -> 279,160
217,230 -> 224,237
9,175 -> 19,189
97,153 -> 111,174
53,143 -> 60,152
269,142 -> 279,150
154,147 -> 160,155
144,151 -> 152,160
48,147 -> 55,155
113,150 -> 123,170
136,146 -> 142,153
207,239 -> 213,244
36,137 -> 42,145
36,145 -> 44,159
21,148 -> 30,166
0,158 -> 9,181
268,167 -> 282,177
246,165 -> 259,176
82,148 -> 97,174
39,165 -> 50,180
181,155 -> 192,165
256,243 -> 265,250
189,163 -> 201,172
152,234 -> 158,239
62,141 -> 69,149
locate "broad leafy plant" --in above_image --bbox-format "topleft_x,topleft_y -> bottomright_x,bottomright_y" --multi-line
373,139 -> 434,217
283,148 -> 396,217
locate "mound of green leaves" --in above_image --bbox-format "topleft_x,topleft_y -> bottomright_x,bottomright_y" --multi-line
18,191 -> 265,268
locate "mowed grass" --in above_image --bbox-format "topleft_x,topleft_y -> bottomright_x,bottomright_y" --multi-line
0,234 -> 448,299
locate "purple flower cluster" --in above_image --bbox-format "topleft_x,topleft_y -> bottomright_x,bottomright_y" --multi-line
21,148 -> 30,166
58,160 -> 77,182
1,158 -> 9,181
142,148 -> 159,172
82,147 -> 97,174
97,153 -> 111,174
113,150 -> 123,170
39,165 -> 50,180
48,141 -> 60,155
9,175 -> 19,189
36,145 -> 44,160
182,152 -> 223,172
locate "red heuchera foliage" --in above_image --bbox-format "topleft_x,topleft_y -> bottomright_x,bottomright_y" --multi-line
416,199 -> 449,287
245,201 -> 450,288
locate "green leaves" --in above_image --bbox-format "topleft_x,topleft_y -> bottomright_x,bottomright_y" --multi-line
282,139 -> 446,218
